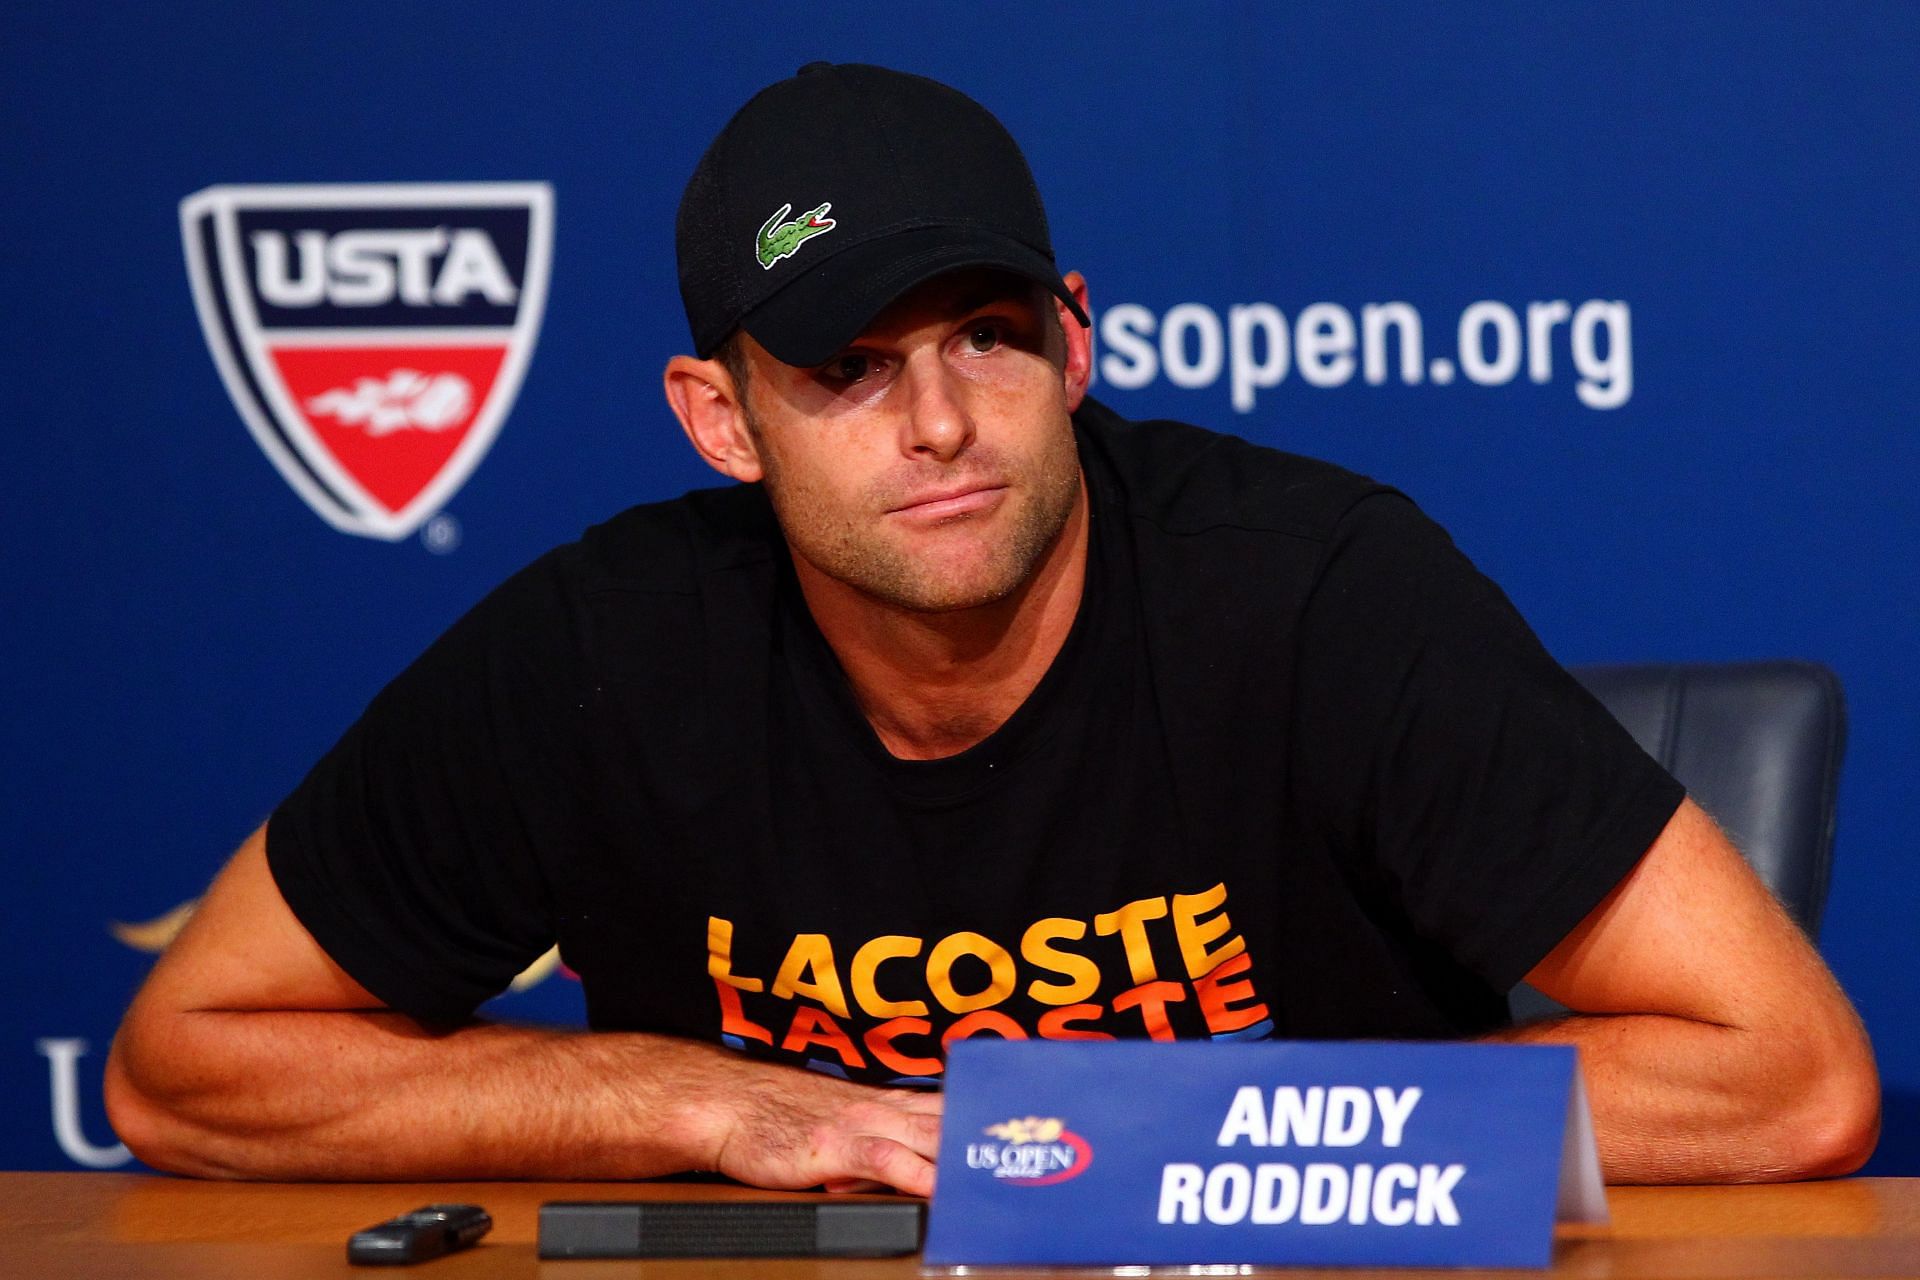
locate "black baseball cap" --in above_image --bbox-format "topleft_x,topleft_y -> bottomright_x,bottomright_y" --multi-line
675,62 -> 1089,368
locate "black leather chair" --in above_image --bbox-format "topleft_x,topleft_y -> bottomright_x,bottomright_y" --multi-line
1511,659 -> 1846,1019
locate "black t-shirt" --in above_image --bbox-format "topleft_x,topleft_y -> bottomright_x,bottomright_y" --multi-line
268,398 -> 1684,1084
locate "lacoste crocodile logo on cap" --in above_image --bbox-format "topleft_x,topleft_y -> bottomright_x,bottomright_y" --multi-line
756,201 -> 837,269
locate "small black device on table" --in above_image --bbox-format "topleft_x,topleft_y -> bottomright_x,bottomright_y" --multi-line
348,1203 -> 492,1265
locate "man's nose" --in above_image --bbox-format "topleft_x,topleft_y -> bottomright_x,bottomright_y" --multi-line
898,356 -> 976,462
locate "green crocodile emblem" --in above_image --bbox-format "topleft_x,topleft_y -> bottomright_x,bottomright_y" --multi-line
756,201 -> 837,269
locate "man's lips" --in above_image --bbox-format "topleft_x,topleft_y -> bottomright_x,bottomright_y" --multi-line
887,483 -> 1007,521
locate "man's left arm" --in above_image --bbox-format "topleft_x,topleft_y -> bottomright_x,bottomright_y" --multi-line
1494,795 -> 1879,1183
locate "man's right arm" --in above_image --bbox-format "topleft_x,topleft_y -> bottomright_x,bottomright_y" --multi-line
104,825 -> 940,1194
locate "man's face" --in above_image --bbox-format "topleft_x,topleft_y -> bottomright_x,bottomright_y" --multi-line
734,269 -> 1087,614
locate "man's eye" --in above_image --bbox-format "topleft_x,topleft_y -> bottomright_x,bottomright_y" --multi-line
966,324 -> 1002,354
826,354 -> 871,383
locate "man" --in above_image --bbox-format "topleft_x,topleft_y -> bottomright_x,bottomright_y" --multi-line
106,64 -> 1877,1197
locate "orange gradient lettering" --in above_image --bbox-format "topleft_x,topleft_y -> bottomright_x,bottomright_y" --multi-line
780,1005 -> 866,1070
1195,949 -> 1270,1033
706,916 -> 764,992
1020,917 -> 1101,1005
850,935 -> 928,1018
1037,1003 -> 1114,1040
864,1017 -> 942,1076
1172,882 -> 1246,978
771,934 -> 850,1017
942,1010 -> 1029,1046
711,976 -> 773,1046
927,931 -> 1016,1014
1094,896 -> 1169,983
1111,979 -> 1187,1040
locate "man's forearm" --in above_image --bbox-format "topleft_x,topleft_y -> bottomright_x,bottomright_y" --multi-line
107,1009 -> 727,1180
1487,1010 -> 1879,1184
1496,800 -> 1881,1184
105,1011 -> 940,1191
105,829 -> 941,1192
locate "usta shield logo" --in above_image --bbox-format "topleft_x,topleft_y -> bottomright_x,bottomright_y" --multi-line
181,182 -> 553,540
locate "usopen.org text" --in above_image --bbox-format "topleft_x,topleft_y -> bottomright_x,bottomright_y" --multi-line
1090,298 -> 1632,412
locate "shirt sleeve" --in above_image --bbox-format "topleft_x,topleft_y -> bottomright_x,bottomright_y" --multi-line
1290,491 -> 1686,991
266,549 -> 593,1024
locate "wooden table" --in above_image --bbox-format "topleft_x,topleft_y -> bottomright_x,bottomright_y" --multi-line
2,1173 -> 1916,1278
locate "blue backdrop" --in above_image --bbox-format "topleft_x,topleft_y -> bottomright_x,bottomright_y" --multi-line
4,1 -> 1915,1174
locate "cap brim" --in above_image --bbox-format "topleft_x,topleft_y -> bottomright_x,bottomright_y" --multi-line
736,227 -> 1089,368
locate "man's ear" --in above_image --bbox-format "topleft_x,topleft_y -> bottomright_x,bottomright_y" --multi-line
663,354 -> 764,483
1058,271 -> 1093,412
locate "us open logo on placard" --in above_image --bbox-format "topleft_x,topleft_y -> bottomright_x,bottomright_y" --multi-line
180,182 -> 553,541
964,1116 -> 1093,1186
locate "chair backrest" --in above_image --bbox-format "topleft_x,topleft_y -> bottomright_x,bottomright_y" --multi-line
1571,660 -> 1846,935
1511,660 -> 1845,1023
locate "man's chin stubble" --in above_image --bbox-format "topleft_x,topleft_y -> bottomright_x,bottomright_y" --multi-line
854,477 -> 1079,615
774,475 -> 1058,614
